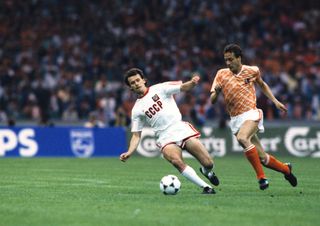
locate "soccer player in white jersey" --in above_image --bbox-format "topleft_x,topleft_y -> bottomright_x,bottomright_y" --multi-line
120,68 -> 219,194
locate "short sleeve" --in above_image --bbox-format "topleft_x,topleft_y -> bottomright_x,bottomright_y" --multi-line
160,81 -> 182,96
255,66 -> 261,79
131,109 -> 145,132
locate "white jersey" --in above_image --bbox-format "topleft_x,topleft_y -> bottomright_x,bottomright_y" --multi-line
131,81 -> 182,132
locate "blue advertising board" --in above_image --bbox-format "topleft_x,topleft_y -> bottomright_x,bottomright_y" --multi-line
0,127 -> 127,157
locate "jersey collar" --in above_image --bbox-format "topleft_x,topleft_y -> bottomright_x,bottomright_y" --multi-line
138,87 -> 149,99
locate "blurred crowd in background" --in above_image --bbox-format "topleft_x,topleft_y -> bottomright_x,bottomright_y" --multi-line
0,0 -> 319,127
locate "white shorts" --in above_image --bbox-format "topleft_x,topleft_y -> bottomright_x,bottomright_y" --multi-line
155,121 -> 200,151
229,109 -> 264,135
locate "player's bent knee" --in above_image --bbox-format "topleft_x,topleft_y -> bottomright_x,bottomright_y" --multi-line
237,136 -> 250,147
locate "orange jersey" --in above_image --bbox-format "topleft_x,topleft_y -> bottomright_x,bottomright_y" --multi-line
211,65 -> 261,116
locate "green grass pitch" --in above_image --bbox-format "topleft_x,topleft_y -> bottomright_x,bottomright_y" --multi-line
0,156 -> 318,226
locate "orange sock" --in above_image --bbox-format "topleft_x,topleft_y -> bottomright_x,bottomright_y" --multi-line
261,154 -> 290,174
244,145 -> 266,179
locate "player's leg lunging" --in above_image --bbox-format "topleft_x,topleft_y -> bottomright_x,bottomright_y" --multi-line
184,138 -> 220,186
252,134 -> 298,187
162,144 -> 215,194
237,121 -> 268,190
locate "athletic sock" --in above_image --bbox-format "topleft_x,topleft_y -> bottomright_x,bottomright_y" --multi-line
261,154 -> 290,174
244,145 -> 266,179
181,165 -> 211,188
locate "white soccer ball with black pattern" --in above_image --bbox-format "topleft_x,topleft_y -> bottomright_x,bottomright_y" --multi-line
159,175 -> 181,195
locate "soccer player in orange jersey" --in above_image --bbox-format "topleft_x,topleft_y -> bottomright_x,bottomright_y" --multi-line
210,44 -> 297,190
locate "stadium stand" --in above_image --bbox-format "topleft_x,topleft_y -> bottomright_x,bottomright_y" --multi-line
0,0 -> 319,126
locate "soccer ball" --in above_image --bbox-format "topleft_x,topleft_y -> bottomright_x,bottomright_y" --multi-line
159,175 -> 181,195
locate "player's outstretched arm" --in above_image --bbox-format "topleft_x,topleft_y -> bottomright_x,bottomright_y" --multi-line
180,73 -> 200,92
256,77 -> 288,113
120,132 -> 141,162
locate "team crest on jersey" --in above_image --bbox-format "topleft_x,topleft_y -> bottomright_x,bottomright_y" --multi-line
152,94 -> 160,102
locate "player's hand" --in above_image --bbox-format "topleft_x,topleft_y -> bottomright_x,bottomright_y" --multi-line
119,152 -> 131,162
191,73 -> 200,84
275,101 -> 287,113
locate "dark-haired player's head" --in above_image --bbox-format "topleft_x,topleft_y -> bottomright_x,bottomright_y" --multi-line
124,68 -> 148,96
124,68 -> 146,86
223,44 -> 243,74
223,43 -> 242,58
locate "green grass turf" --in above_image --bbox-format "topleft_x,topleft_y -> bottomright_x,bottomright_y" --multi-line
0,156 -> 318,226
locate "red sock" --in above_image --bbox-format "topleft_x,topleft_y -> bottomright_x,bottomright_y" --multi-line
244,145 -> 266,179
262,154 -> 290,174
